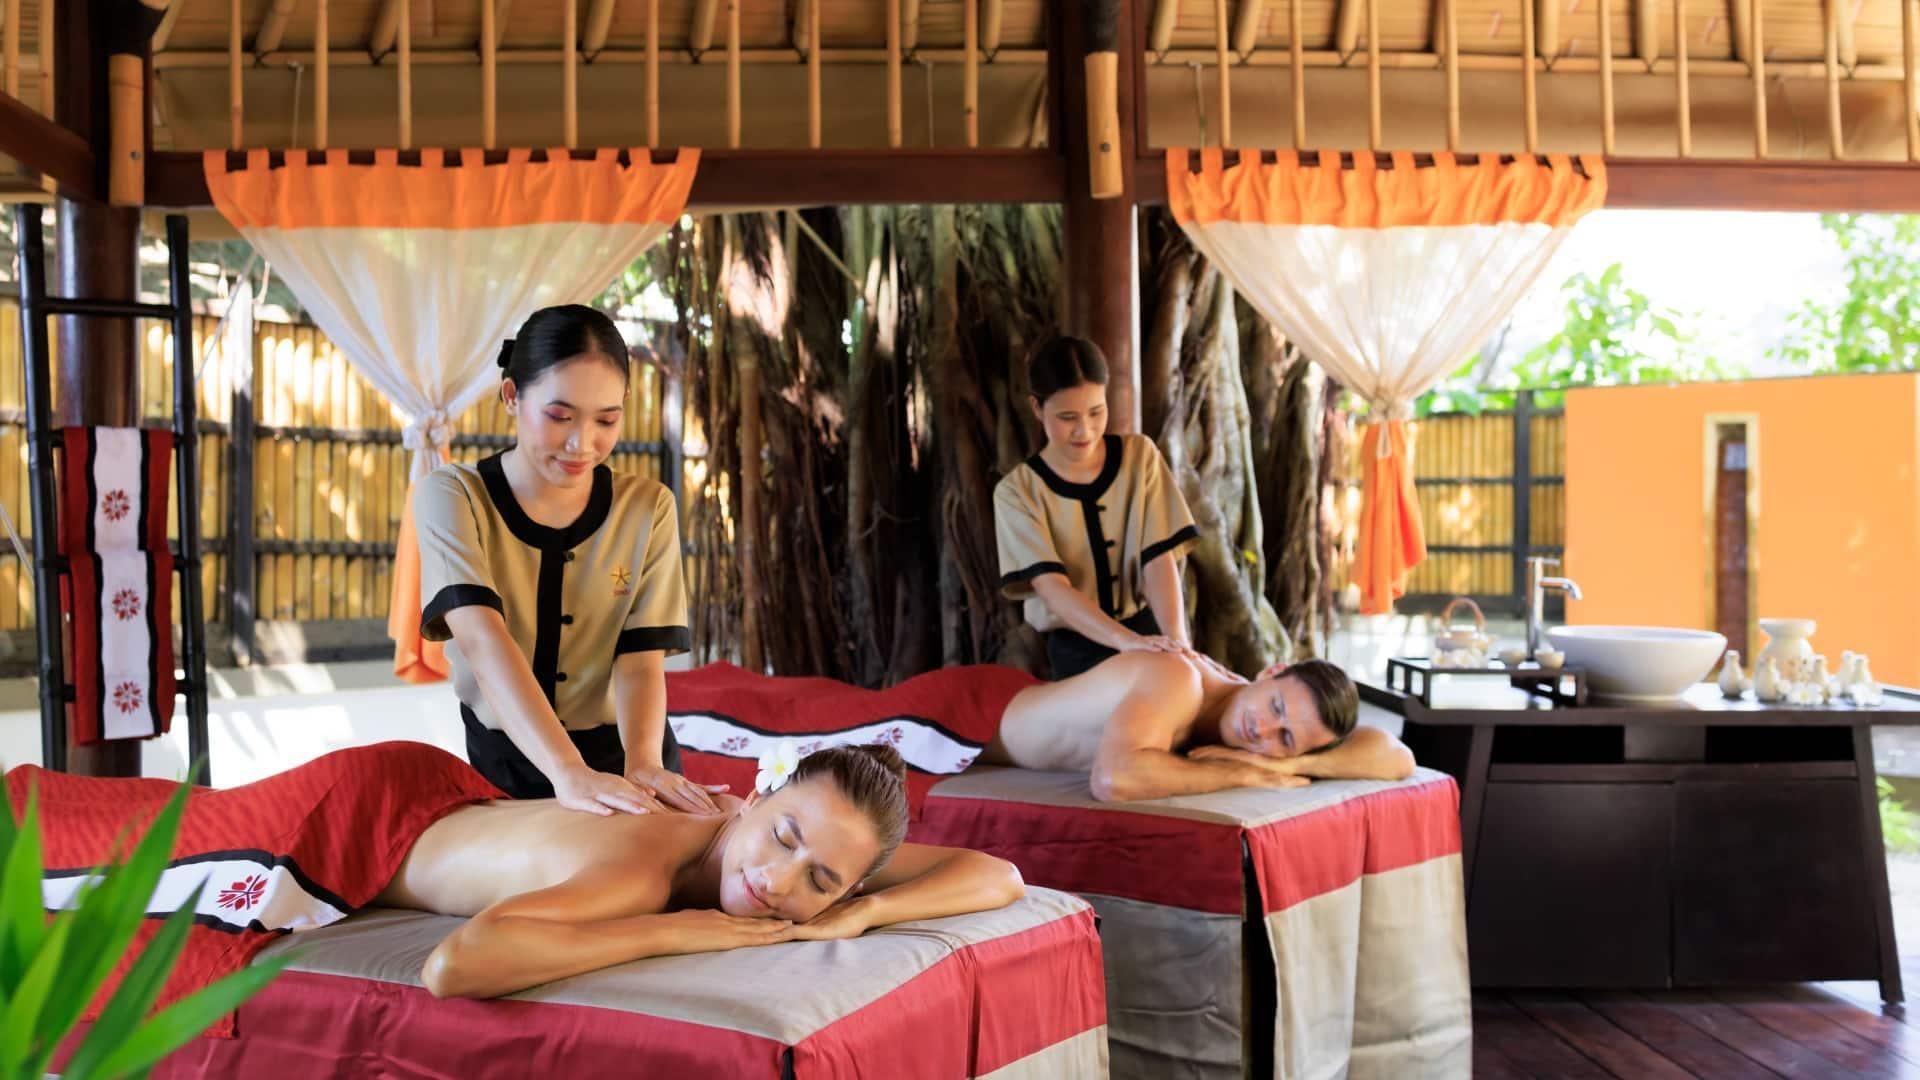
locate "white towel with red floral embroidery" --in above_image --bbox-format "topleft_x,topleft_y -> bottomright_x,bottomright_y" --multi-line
58,427 -> 176,744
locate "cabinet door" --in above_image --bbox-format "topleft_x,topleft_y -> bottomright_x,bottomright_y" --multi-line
1469,782 -> 1672,987
1673,780 -> 1877,984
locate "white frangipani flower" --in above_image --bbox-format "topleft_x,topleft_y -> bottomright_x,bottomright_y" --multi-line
755,739 -> 801,795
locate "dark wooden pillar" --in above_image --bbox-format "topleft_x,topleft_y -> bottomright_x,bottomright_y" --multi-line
1058,0 -> 1143,433
54,0 -> 146,777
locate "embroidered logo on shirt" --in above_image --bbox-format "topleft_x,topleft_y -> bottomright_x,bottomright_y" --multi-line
610,564 -> 633,595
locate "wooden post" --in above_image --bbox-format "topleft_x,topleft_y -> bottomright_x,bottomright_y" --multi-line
108,53 -> 144,206
1826,0 -> 1844,158
1675,0 -> 1691,156
228,285 -> 257,668
398,0 -> 412,149
648,0 -> 660,146
964,0 -> 979,146
728,0 -> 741,147
807,0 -> 821,147
482,0 -> 497,148
1600,0 -> 1616,153
4,0 -> 19,100
38,0 -> 54,121
564,0 -> 578,148
1907,0 -> 1919,161
1291,0 -> 1305,147
1086,0 -> 1124,196
317,0 -> 330,149
1367,0 -> 1381,149
1060,0 -> 1140,433
1753,0 -> 1768,157
1522,0 -> 1538,152
1445,0 -> 1460,150
887,0 -> 902,146
984,0 -> 1004,55
230,0 -> 243,147
1512,391 -> 1534,617
1213,0 -> 1231,146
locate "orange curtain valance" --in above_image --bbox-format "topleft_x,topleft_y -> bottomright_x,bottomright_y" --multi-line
1167,148 -> 1607,230
204,147 -> 699,231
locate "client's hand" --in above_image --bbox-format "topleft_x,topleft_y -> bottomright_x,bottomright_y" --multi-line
553,766 -> 668,816
665,910 -> 797,954
787,896 -> 878,942
626,763 -> 730,814
1186,746 -> 1311,788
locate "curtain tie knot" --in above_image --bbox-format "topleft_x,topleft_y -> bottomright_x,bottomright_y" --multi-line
402,410 -> 455,454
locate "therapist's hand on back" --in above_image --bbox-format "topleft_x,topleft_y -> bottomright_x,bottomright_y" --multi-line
552,765 -> 670,816
627,762 -> 730,815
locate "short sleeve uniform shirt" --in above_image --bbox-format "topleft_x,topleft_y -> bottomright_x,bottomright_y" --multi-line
413,453 -> 690,733
993,433 -> 1199,634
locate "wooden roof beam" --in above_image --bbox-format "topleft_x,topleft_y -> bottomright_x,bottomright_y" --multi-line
1149,0 -> 1179,53
256,0 -> 298,53
692,0 -> 719,54
1536,0 -> 1559,60
983,0 -> 1003,55
154,2 -> 187,51
584,0 -> 618,56
1729,0 -> 1752,63
1336,0 -> 1362,55
494,0 -> 515,48
1631,0 -> 1657,68
371,0 -> 404,57
903,0 -> 923,51
1233,0 -> 1269,57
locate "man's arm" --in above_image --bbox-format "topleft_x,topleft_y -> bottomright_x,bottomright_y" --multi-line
423,861 -> 792,999
1191,727 -> 1417,782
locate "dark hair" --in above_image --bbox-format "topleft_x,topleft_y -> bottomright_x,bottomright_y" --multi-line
1026,335 -> 1109,405
497,304 -> 631,388
1282,659 -> 1360,743
790,744 -> 909,879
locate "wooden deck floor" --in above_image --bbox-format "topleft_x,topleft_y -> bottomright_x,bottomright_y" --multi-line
1474,972 -> 1920,1078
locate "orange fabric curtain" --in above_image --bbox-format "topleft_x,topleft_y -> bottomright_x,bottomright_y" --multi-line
1167,149 -> 1605,614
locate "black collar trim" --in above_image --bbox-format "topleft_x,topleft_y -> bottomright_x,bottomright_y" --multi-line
477,452 -> 614,550
1026,434 -> 1124,502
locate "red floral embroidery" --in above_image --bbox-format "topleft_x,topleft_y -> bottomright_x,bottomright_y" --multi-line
217,874 -> 268,911
721,735 -> 748,753
111,588 -> 142,621
953,756 -> 975,771
111,681 -> 143,714
100,489 -> 132,523
878,726 -> 904,746
797,741 -> 822,756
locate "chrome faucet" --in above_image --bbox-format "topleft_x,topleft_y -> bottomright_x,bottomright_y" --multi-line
1527,556 -> 1583,659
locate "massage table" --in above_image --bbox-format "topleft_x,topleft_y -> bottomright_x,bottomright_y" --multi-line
128,888 -> 1107,1079
910,766 -> 1472,1080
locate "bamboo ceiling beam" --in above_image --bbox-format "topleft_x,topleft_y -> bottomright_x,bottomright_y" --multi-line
808,0 -> 821,145
1536,0 -> 1559,61
0,89 -> 94,198
160,46 -> 1052,69
1907,0 -> 1918,161
1149,0 -> 1178,53
903,0 -> 924,52
482,0 -> 496,147
1752,0 -> 1767,156
494,0 -> 514,46
1442,0 -> 1458,149
1598,0 -> 1615,152
1522,0 -> 1538,151
964,0 -> 978,145
1368,0 -> 1381,147
255,0 -> 298,54
565,0 -> 578,147
316,0 -> 329,148
983,0 -> 1004,56
648,0 -> 659,145
371,0 -> 404,57
1292,0 -> 1305,146
154,4 -> 187,52
1729,0 -> 1751,63
1838,0 -> 1856,68
1234,0 -> 1269,57
3,0 -> 18,100
1336,0 -> 1362,55
1826,0 -> 1843,158
231,0 -> 243,147
584,0 -> 619,57
1674,0 -> 1689,155
692,0 -> 719,55
1631,0 -> 1656,69
887,0 -> 901,146
1215,0 -> 1231,145
37,0 -> 52,122
398,0 -> 411,147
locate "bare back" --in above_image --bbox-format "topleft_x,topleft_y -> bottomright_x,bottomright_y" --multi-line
986,651 -> 1235,771
377,796 -> 732,917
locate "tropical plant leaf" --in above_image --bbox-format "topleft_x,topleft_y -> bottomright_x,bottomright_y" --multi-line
0,788 -> 45,996
78,954 -> 293,1080
57,880 -> 206,1080
0,911 -> 71,1071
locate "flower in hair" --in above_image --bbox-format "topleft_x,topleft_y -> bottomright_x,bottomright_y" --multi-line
755,738 -> 801,796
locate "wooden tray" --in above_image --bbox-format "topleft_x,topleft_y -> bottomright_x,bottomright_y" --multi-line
1386,656 -> 1589,708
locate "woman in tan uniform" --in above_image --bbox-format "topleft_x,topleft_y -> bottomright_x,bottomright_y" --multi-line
414,305 -> 720,817
995,336 -> 1201,679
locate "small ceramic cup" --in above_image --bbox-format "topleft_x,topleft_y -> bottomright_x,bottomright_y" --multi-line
1536,649 -> 1565,670
1499,645 -> 1528,668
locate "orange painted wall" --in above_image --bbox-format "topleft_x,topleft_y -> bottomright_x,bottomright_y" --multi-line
1564,371 -> 1920,687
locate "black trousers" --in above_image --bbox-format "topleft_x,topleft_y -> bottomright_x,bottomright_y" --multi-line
463,707 -> 686,800
1045,608 -> 1162,681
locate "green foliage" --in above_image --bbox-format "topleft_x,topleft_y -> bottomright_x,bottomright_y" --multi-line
1773,214 -> 1920,373
1881,777 -> 1920,855
0,774 -> 289,1080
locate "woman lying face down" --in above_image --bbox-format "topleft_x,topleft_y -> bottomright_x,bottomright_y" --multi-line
387,744 -> 1023,999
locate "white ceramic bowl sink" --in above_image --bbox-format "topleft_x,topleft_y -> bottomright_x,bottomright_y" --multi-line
1546,625 -> 1729,702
